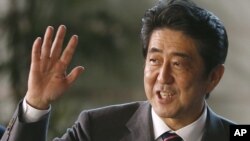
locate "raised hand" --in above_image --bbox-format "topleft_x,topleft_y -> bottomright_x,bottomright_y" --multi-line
25,25 -> 84,110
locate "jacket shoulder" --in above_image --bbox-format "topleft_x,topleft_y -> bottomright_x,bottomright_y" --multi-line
73,101 -> 149,141
80,101 -> 147,121
202,106 -> 236,141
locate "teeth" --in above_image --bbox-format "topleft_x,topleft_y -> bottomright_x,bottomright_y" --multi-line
160,92 -> 174,98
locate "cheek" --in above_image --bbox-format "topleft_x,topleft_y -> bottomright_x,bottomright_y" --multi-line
144,68 -> 151,80
144,67 -> 156,83
177,72 -> 207,97
144,67 -> 157,92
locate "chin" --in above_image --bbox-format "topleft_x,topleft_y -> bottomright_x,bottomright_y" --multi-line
157,110 -> 174,118
152,102 -> 176,118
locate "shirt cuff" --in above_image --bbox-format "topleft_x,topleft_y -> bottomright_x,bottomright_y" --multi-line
22,99 -> 51,122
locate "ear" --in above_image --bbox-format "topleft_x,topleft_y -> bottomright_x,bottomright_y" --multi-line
205,64 -> 225,94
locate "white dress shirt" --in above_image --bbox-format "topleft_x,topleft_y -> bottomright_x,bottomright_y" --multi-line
22,99 -> 50,122
152,104 -> 207,141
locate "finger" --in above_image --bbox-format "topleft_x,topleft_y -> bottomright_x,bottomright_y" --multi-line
50,25 -> 67,61
66,66 -> 85,85
60,35 -> 78,68
30,37 -> 42,71
41,26 -> 54,59
31,37 -> 42,63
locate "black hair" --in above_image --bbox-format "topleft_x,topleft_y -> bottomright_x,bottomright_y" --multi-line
141,0 -> 228,75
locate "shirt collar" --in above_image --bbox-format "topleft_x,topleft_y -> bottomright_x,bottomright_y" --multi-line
151,103 -> 207,141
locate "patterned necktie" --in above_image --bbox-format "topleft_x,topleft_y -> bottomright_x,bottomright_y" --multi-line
161,132 -> 183,141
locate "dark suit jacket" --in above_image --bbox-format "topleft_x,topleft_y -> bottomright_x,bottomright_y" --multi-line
1,101 -> 235,141
0,125 -> 5,139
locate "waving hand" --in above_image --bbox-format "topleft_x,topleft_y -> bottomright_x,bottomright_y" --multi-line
25,25 -> 84,109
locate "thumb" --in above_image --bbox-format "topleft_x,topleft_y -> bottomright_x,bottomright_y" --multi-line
66,66 -> 85,85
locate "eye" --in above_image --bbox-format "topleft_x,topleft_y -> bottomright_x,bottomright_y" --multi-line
173,61 -> 181,67
171,59 -> 190,71
149,58 -> 160,65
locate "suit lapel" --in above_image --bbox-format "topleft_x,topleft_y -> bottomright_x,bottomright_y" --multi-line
120,101 -> 154,141
201,107 -> 229,141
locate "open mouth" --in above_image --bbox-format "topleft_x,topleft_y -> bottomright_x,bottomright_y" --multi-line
159,91 -> 175,99
158,91 -> 175,99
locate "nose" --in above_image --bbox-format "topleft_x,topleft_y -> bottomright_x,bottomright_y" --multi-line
157,63 -> 174,84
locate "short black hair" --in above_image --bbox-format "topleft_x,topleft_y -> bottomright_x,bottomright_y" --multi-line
141,0 -> 228,75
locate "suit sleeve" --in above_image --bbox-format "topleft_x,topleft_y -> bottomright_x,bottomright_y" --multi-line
0,101 -> 92,141
0,101 -> 49,141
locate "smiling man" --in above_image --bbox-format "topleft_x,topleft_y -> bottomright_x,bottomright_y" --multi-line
1,0 -> 235,141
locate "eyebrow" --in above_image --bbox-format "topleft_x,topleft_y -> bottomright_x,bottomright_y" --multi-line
148,47 -> 192,60
172,52 -> 191,60
148,47 -> 163,53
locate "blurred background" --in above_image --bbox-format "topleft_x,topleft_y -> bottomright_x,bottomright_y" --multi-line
0,0 -> 249,139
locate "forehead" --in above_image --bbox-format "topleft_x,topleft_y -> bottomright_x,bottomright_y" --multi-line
148,28 -> 199,57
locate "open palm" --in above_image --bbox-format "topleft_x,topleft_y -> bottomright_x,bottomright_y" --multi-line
25,25 -> 84,109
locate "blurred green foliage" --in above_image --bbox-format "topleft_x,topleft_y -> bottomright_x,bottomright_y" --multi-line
0,0 -> 152,139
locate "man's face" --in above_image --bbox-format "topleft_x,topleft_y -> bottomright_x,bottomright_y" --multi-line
144,28 -> 212,128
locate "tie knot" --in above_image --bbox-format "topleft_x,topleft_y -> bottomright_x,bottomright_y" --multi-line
161,132 -> 183,141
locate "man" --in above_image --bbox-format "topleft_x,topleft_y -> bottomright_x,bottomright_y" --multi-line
1,0 -> 235,141
0,125 -> 4,139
